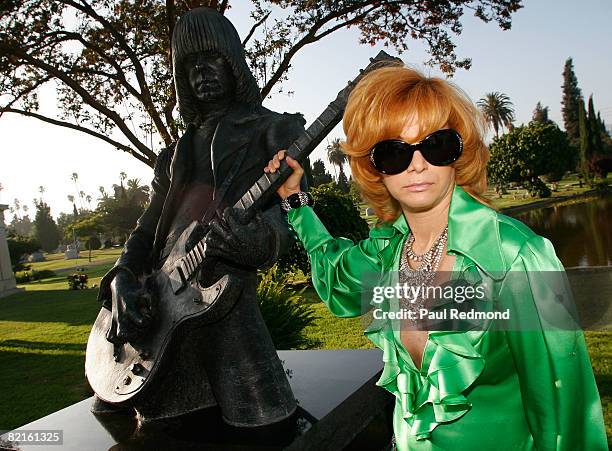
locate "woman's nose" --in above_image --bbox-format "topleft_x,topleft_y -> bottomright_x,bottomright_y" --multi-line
406,150 -> 428,173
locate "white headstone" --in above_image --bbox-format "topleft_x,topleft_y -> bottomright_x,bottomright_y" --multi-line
0,204 -> 23,298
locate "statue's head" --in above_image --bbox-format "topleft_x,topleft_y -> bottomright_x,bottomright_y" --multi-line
172,7 -> 261,124
182,50 -> 236,104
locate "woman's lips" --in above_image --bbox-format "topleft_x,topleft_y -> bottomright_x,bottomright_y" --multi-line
403,182 -> 432,192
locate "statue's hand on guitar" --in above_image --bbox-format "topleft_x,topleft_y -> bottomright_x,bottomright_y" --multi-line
205,207 -> 275,269
105,270 -> 155,348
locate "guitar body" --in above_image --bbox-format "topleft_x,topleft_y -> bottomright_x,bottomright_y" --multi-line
85,220 -> 243,405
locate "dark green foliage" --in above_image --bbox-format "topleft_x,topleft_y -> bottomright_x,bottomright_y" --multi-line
487,121 -> 572,197
86,236 -> 102,250
276,183 -> 369,277
561,58 -> 582,147
532,102 -> 553,124
32,200 -> 60,253
14,269 -> 56,284
524,178 -> 551,198
578,99 -> 594,182
337,166 -> 349,193
588,95 -> 603,155
6,233 -> 40,271
311,159 -> 333,187
257,266 -> 316,350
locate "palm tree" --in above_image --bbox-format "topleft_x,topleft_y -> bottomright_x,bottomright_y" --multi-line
38,185 -> 45,203
71,172 -> 83,211
326,138 -> 347,180
477,92 -> 515,138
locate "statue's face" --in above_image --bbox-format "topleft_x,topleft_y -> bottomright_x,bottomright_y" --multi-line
184,51 -> 236,103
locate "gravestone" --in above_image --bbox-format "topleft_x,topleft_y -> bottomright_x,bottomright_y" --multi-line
28,251 -> 45,262
0,204 -> 22,298
0,350 -> 394,450
65,244 -> 79,260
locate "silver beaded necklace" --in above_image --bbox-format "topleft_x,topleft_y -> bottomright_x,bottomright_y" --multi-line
399,226 -> 449,324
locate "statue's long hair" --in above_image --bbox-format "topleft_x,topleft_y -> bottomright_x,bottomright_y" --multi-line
171,7 -> 261,125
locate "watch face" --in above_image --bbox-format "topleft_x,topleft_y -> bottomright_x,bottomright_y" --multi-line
289,194 -> 302,208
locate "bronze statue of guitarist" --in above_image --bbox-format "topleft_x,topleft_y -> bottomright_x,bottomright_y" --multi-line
91,7 -> 306,426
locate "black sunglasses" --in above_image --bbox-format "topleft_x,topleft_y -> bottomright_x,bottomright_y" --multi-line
369,129 -> 463,175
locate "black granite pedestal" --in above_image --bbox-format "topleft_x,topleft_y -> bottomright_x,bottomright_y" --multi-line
1,350 -> 394,450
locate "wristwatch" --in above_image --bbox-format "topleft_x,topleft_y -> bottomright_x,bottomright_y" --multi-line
280,191 -> 314,212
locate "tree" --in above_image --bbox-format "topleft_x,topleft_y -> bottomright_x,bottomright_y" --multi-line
561,58 -> 582,147
32,200 -> 61,252
310,159 -> 333,187
488,121 -> 573,198
6,232 -> 41,271
1,1 -> 523,168
337,166 -> 349,193
326,138 -> 347,180
97,175 -> 150,241
9,214 -> 33,237
477,92 -> 515,138
588,95 -> 603,155
532,102 -> 552,124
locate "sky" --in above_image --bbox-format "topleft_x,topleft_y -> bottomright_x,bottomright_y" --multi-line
1,0 -> 611,221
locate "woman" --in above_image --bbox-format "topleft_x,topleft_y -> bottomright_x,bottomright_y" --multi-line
263,65 -> 607,450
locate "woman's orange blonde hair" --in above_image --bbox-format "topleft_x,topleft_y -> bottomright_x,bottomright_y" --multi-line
342,64 -> 493,223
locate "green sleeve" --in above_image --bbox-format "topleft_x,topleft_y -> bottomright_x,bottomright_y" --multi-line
500,235 -> 607,450
287,206 -> 382,318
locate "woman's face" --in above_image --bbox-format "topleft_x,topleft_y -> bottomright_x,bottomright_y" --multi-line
381,117 -> 456,213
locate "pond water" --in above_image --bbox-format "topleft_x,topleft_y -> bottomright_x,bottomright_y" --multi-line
511,193 -> 611,268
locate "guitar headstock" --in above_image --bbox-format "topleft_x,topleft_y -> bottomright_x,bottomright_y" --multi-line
331,50 -> 403,109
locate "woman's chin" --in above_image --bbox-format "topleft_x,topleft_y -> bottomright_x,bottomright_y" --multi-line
398,192 -> 438,211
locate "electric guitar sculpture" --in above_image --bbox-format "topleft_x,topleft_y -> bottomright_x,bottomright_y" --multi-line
86,51 -> 401,405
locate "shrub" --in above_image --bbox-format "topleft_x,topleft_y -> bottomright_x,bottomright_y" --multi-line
257,266 -> 316,350
524,178 -> 551,198
15,269 -> 57,284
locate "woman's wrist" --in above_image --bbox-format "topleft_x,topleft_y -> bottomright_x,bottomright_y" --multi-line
280,189 -> 301,200
280,191 -> 314,212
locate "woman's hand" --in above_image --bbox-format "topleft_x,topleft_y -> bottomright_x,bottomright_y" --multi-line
264,149 -> 303,200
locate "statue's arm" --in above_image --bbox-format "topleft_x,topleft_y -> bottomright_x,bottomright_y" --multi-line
97,145 -> 174,306
258,112 -> 308,270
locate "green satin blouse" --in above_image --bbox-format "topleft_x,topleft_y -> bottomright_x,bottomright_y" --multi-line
286,184 -> 608,451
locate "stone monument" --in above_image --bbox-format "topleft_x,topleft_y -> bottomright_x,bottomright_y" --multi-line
0,204 -> 22,298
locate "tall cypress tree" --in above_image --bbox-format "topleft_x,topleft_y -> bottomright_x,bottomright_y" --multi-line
561,58 -> 582,148
578,98 -> 596,182
587,95 -> 603,155
33,200 -> 61,253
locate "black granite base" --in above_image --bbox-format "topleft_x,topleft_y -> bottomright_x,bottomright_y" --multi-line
1,350 -> 394,450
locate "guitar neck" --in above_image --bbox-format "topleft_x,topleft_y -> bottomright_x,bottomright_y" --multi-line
233,102 -> 343,213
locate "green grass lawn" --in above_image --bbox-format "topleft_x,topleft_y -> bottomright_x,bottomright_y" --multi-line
1,260 -> 610,445
21,248 -> 122,274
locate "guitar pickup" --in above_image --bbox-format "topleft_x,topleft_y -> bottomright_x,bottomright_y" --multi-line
169,265 -> 187,294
